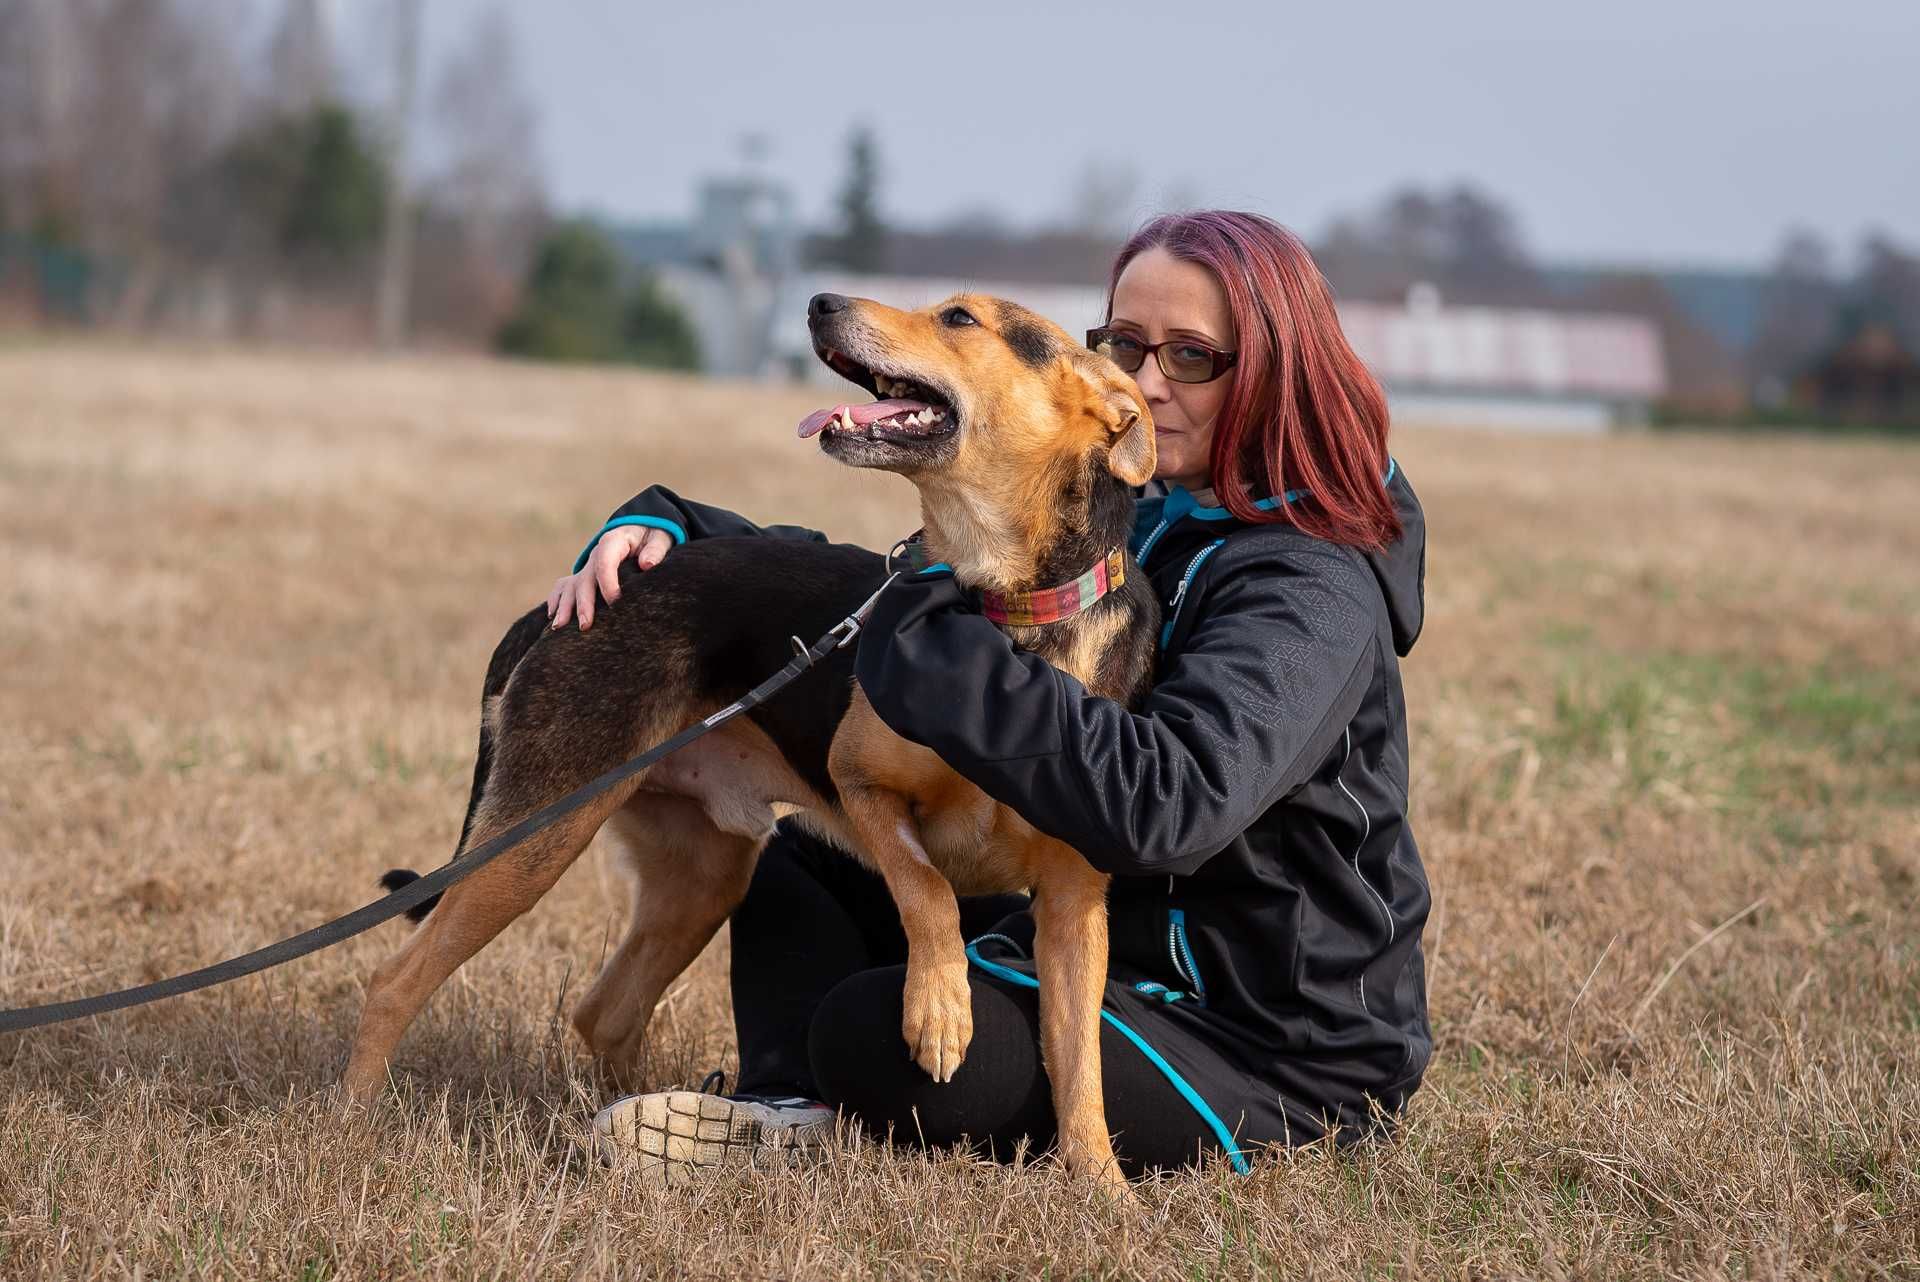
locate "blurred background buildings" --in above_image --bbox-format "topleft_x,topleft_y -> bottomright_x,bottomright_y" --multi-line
2,0 -> 1916,432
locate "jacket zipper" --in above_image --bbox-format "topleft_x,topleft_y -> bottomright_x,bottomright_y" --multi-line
1159,539 -> 1227,650
1167,908 -> 1206,1004
1134,516 -> 1173,567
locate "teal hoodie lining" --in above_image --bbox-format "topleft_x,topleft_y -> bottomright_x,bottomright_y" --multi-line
1131,458 -> 1399,564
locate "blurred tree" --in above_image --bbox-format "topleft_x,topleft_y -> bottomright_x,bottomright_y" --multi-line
0,0 -> 547,342
497,221 -> 625,361
1851,232 -> 1920,353
1578,272 -> 1746,416
621,273 -> 702,371
1064,159 -> 1140,241
498,221 -> 699,370
414,3 -> 545,339
219,104 -> 389,264
1319,182 -> 1542,304
282,106 -> 389,258
268,0 -> 333,118
823,125 -> 886,272
1749,228 -> 1839,403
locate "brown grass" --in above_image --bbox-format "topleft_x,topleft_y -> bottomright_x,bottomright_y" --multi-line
2,341 -> 1916,1279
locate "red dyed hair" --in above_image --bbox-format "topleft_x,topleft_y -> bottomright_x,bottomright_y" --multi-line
1107,211 -> 1401,550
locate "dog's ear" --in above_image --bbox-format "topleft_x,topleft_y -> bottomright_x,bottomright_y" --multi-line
1105,393 -> 1155,487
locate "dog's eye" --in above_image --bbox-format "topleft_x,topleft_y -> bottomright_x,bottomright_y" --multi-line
941,307 -> 978,328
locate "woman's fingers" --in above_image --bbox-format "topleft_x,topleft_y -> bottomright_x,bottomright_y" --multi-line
593,536 -> 628,607
636,527 -> 672,569
571,572 -> 595,630
545,528 -> 674,634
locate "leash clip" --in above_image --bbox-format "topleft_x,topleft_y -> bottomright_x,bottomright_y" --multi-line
828,571 -> 902,652
828,613 -> 865,649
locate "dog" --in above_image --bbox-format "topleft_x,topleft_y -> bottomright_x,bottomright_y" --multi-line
342,291 -> 1158,1192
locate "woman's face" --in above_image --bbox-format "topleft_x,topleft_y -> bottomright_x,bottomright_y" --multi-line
1107,245 -> 1236,491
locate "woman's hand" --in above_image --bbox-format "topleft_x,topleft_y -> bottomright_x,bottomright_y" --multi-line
546,525 -> 675,630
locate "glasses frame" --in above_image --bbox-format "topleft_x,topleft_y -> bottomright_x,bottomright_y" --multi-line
1086,327 -> 1239,384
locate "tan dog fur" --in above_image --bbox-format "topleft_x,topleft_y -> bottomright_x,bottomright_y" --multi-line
341,294 -> 1154,1196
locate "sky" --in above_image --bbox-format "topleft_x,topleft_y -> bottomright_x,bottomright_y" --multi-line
413,0 -> 1918,269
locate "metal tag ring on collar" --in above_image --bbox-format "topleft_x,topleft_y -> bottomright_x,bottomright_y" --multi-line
886,528 -> 930,576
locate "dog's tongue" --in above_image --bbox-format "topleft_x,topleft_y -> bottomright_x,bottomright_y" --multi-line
797,397 -> 929,438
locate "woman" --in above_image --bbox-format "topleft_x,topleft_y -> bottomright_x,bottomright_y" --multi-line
554,211 -> 1430,1183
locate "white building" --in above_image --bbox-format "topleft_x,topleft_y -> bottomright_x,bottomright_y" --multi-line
628,191 -> 1667,431
739,275 -> 1666,432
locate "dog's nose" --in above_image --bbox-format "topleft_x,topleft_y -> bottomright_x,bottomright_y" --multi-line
808,293 -> 850,321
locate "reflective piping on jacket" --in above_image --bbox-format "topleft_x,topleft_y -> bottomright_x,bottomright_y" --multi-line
571,515 -> 689,573
964,939 -> 1253,1174
1337,726 -> 1395,948
1159,539 -> 1226,649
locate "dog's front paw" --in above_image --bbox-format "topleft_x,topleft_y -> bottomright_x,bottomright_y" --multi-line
901,960 -> 973,1083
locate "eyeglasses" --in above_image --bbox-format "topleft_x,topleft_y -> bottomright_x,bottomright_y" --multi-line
1086,327 -> 1238,384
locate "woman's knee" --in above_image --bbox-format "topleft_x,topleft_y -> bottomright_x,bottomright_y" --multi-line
805,966 -> 911,1113
807,967 -> 1052,1145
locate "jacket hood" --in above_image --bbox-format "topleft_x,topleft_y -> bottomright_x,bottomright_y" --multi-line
1368,467 -> 1426,657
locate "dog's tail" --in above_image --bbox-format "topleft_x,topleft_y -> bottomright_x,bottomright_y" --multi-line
375,605 -> 551,930
379,868 -> 440,923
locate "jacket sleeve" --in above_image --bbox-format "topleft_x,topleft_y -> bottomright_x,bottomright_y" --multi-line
572,484 -> 827,571
852,544 -> 1380,877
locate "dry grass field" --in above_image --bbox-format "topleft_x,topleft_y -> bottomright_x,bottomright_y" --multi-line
2,340 -> 1916,1279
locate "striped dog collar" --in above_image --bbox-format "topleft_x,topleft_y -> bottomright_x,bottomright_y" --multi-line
894,534 -> 1126,626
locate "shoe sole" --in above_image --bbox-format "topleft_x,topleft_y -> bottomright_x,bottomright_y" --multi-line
592,1091 -> 830,1188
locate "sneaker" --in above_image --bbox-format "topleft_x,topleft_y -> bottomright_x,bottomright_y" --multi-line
591,1071 -> 836,1187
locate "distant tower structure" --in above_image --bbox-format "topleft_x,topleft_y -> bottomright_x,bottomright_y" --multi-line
688,135 -> 799,376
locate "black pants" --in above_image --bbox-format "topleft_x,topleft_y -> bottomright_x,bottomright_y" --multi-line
729,824 -> 1226,1176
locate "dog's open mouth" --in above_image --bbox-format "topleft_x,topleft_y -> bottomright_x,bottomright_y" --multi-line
797,350 -> 957,444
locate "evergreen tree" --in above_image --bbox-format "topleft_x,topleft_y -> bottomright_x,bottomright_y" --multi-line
498,221 -> 701,370
830,125 -> 886,272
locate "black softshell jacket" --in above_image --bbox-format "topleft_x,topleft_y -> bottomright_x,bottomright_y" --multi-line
590,470 -> 1433,1154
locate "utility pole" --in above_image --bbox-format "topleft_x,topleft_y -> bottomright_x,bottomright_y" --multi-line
375,0 -> 422,349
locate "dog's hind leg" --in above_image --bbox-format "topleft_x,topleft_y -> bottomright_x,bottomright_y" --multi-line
570,794 -> 762,1091
1031,847 -> 1129,1198
340,733 -> 647,1102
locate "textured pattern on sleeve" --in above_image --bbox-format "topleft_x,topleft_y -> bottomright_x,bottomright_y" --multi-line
854,538 -> 1381,877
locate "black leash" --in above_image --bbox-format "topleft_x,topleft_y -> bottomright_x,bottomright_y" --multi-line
0,579 -> 896,1035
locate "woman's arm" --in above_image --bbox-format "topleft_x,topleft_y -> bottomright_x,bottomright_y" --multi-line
573,484 -> 828,571
551,485 -> 829,630
852,542 -> 1380,877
